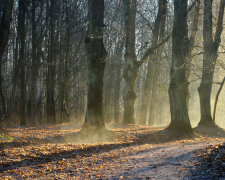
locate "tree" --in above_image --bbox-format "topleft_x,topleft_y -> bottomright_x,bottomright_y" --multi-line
213,76 -> 225,122
198,0 -> 225,127
82,0 -> 107,130
139,0 -> 168,125
29,0 -> 39,125
0,0 -> 14,122
167,0 -> 192,134
46,0 -> 56,124
18,0 -> 27,126
123,0 -> 170,124
123,0 -> 138,124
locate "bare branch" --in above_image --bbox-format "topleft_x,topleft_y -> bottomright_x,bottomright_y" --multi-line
187,0 -> 200,13
214,0 -> 225,49
138,34 -> 171,66
136,10 -> 154,31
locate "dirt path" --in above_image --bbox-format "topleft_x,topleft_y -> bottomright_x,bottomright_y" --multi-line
1,125 -> 225,179
109,141 -> 220,179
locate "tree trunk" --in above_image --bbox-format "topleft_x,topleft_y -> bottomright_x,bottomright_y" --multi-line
0,0 -> 14,122
148,67 -> 160,126
123,0 -> 138,124
139,64 -> 154,125
113,64 -> 122,123
18,0 -> 27,126
198,0 -> 225,127
59,1 -> 71,123
0,0 -> 14,59
139,0 -> 167,125
0,58 -> 6,120
82,0 -> 107,130
46,0 -> 56,124
112,36 -> 124,124
167,0 -> 192,134
213,76 -> 225,122
29,0 -> 38,125
186,0 -> 200,106
123,68 -> 138,124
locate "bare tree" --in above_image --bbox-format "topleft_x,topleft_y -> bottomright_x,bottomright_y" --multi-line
167,0 -> 192,134
198,0 -> 225,127
139,0 -> 168,125
82,0 -> 107,130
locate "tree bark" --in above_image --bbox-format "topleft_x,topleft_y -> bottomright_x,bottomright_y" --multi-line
186,0 -> 200,107
198,0 -> 225,127
167,0 -> 192,134
46,0 -> 56,124
123,0 -> 138,124
113,66 -> 122,123
0,0 -> 14,121
82,0 -> 107,129
18,0 -> 27,126
29,0 -> 38,125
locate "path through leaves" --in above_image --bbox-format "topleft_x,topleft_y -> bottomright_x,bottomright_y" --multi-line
0,124 -> 224,179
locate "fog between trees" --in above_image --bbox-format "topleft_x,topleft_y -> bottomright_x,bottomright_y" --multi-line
0,0 -> 225,134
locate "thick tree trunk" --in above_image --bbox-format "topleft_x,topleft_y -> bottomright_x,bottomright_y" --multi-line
198,0 -> 225,127
0,0 -> 14,58
198,52 -> 217,126
123,66 -> 138,124
123,0 -> 138,124
82,0 -> 107,129
0,0 -> 14,122
167,0 -> 192,134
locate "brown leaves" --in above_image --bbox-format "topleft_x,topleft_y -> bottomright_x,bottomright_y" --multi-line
190,143 -> 225,179
0,124 -> 225,179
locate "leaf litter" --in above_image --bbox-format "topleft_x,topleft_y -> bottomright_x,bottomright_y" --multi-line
0,124 -> 224,179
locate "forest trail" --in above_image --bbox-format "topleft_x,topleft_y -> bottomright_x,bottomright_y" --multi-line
109,140 -> 220,179
0,125 -> 224,179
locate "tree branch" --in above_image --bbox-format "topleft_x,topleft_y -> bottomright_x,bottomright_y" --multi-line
187,0 -> 200,13
138,34 -> 171,66
137,10 -> 154,31
214,0 -> 225,49
213,76 -> 225,121
188,0 -> 200,52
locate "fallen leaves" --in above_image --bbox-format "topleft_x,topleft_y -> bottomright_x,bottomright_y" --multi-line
190,143 -> 225,179
0,124 -> 224,179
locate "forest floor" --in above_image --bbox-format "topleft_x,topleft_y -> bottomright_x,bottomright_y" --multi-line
0,124 -> 225,179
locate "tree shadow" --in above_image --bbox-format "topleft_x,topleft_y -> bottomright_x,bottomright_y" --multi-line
113,151 -> 194,179
193,125 -> 225,138
1,125 -> 224,174
0,128 -> 198,173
